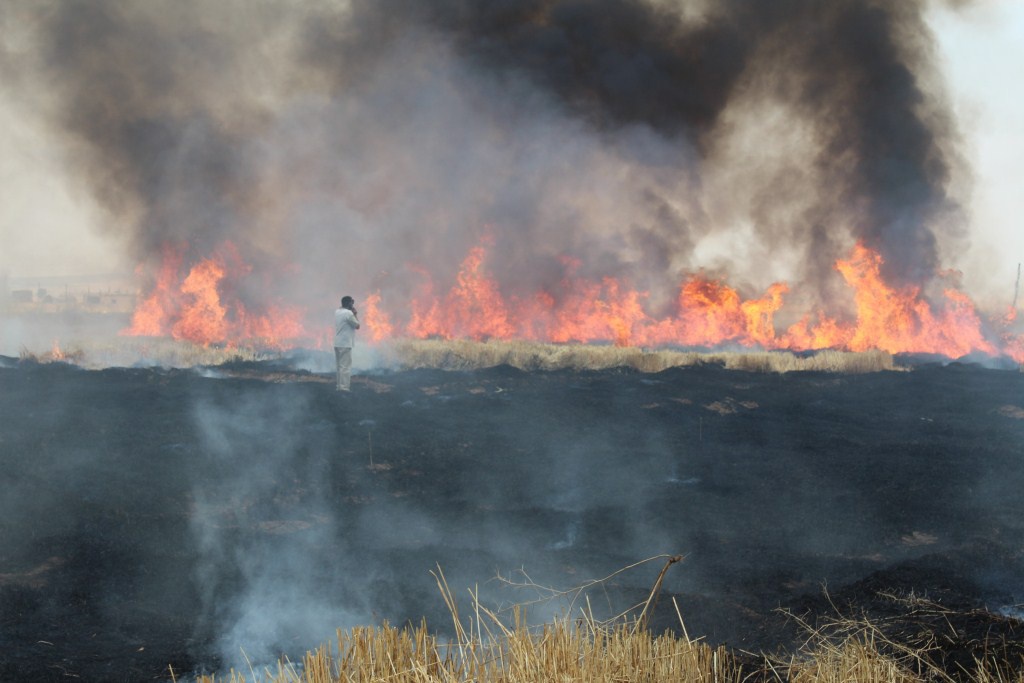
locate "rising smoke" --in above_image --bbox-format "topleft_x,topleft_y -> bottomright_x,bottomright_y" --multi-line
1,0 -> 971,326
0,3 -> 1014,674
179,371 -> 682,669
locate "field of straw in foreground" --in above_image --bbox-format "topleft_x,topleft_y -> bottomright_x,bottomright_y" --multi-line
190,561 -> 1022,683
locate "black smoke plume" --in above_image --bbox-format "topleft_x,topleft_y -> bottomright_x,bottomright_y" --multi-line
6,0 -> 967,321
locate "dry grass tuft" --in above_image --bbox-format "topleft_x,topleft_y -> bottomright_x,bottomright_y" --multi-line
785,634 -> 923,683
381,339 -> 898,374
190,614 -> 1024,683
777,608 -> 936,683
189,619 -> 740,683
189,557 -> 743,683
774,592 -> 1024,683
182,565 -> 1024,683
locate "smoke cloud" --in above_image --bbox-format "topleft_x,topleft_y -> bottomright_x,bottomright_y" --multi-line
1,0 -> 972,325
178,372 -> 682,668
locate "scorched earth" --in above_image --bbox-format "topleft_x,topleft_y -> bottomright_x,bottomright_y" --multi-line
1,354 -> 1024,681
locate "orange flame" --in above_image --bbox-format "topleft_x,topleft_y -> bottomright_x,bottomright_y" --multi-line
124,243 -> 184,336
393,240 -> 1020,360
125,238 -> 1024,362
171,256 -> 229,343
122,242 -> 312,349
407,244 -> 514,340
831,244 -> 997,357
362,292 -> 393,343
779,245 -> 1008,358
1001,308 -> 1024,363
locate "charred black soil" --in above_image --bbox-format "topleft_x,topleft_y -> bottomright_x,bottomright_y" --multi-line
2,357 -> 1024,681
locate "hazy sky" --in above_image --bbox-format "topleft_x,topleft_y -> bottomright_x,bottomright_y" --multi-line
0,96 -> 121,280
928,0 -> 1024,307
0,1 -> 1020,308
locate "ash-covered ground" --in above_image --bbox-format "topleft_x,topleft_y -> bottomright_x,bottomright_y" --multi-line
2,355 -> 1024,681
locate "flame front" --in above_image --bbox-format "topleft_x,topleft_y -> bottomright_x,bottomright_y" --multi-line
125,243 -> 184,337
124,240 -> 1024,363
386,241 -> 1022,361
122,242 -> 312,349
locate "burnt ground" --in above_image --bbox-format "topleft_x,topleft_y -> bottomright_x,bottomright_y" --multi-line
1,356 -> 1024,681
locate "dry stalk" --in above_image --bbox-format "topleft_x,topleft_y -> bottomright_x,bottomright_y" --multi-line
635,554 -> 684,634
492,553 -> 681,623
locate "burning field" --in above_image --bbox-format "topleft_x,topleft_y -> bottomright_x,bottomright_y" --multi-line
3,0 -> 1024,363
2,344 -> 1024,681
2,0 -> 1024,680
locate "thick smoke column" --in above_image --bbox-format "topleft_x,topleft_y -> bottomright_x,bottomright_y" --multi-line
20,2 -> 287,261
5,0 -> 967,325
353,0 -> 961,287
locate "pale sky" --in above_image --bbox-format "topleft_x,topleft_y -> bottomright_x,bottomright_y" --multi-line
0,2 -> 1021,308
928,0 -> 1024,308
0,93 -> 127,282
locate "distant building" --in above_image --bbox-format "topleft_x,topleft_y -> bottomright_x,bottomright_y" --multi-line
82,291 -> 136,313
4,276 -> 136,314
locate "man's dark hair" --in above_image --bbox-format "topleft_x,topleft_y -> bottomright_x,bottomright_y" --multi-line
341,295 -> 355,309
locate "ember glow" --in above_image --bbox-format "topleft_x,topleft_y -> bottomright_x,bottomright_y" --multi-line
123,241 -> 1024,363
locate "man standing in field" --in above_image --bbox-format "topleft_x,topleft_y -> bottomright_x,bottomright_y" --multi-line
334,295 -> 360,391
